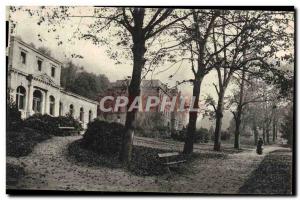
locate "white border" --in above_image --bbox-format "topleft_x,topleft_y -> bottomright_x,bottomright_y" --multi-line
1,1 -> 298,199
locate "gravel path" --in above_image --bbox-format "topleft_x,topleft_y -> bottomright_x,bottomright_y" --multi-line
7,136 -> 287,193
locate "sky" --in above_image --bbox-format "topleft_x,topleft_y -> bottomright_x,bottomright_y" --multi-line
7,6 -> 294,129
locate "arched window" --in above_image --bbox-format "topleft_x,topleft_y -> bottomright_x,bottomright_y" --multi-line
49,95 -> 55,115
59,101 -> 63,116
88,110 -> 92,122
16,86 -> 26,110
80,107 -> 84,122
32,90 -> 42,113
69,104 -> 74,117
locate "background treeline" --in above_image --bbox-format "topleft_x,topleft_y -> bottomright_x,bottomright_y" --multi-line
60,61 -> 110,100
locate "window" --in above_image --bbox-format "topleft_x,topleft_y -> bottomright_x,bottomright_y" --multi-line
59,102 -> 63,116
69,104 -> 74,117
16,86 -> 26,110
80,107 -> 84,122
32,90 -> 42,113
88,110 -> 92,122
37,60 -> 42,71
20,51 -> 26,64
49,95 -> 55,115
51,66 -> 55,78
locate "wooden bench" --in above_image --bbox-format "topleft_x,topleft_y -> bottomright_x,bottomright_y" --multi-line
58,126 -> 78,136
58,126 -> 75,130
158,152 -> 186,174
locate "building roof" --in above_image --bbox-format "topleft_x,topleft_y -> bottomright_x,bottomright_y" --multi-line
11,36 -> 62,65
60,90 -> 99,105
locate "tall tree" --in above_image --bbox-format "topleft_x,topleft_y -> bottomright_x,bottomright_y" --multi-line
180,10 -> 220,154
206,11 -> 268,151
171,10 -> 247,154
231,77 -> 285,147
208,11 -> 253,151
97,8 -> 190,165
209,10 -> 293,150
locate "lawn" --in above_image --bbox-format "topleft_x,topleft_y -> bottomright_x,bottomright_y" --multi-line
6,163 -> 25,187
67,138 -> 227,176
7,128 -> 51,157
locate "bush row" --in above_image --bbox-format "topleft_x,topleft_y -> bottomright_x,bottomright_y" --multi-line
171,128 -> 210,143
23,114 -> 83,136
135,125 -> 170,138
7,100 -> 83,157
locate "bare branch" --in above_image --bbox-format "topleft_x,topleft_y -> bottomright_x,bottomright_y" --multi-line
213,83 -> 219,95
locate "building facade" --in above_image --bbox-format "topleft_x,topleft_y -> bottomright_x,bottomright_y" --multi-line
97,79 -> 189,131
7,37 -> 98,128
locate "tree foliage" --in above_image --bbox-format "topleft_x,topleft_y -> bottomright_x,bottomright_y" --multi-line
60,61 -> 110,100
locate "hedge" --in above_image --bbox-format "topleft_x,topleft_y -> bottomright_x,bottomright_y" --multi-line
82,119 -> 124,155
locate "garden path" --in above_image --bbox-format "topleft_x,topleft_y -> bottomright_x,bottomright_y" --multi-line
7,136 -> 287,193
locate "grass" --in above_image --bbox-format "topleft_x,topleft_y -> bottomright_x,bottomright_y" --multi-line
67,138 -> 228,176
239,149 -> 293,195
6,163 -> 25,186
7,127 -> 51,157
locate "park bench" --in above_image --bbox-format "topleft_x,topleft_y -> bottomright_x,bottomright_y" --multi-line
158,152 -> 186,173
58,125 -> 79,136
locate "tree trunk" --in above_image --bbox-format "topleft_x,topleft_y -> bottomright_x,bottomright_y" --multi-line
266,128 -> 270,144
213,90 -> 224,151
275,123 -> 278,139
233,64 -> 246,149
183,77 -> 203,154
234,118 -> 241,149
262,124 -> 266,144
119,35 -> 146,166
253,122 -> 258,145
272,116 -> 276,142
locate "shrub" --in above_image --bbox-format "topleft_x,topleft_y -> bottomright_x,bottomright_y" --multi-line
211,130 -> 231,141
171,127 -> 209,143
221,131 -> 231,141
196,128 -> 210,143
7,99 -> 23,131
82,119 -> 124,155
23,114 -> 52,135
23,114 -> 82,136
135,125 -> 170,139
156,126 -> 170,138
7,128 -> 51,157
171,129 -> 186,141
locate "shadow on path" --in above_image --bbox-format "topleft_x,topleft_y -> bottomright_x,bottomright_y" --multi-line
239,148 -> 293,195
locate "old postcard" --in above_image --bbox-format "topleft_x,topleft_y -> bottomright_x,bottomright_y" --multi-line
6,6 -> 294,195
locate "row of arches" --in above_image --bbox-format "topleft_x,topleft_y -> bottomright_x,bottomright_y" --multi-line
16,86 -> 93,123
66,104 -> 93,122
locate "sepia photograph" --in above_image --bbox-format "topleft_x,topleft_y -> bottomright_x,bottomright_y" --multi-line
5,6 -> 295,195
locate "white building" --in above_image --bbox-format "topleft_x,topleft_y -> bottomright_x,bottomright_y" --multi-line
7,37 -> 98,128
